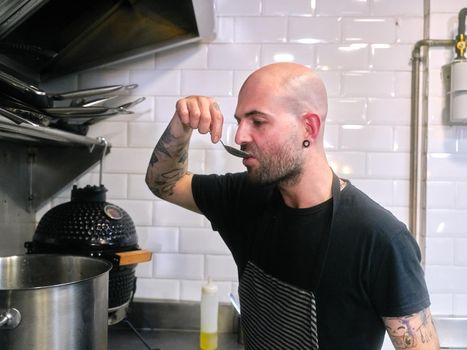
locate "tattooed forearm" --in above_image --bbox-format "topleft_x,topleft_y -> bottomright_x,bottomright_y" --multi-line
178,149 -> 188,163
155,127 -> 178,160
146,119 -> 192,199
151,168 -> 189,197
383,308 -> 439,349
151,172 -> 192,198
149,152 -> 159,166
150,127 -> 177,166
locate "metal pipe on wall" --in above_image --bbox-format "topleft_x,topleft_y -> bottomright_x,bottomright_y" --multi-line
409,39 -> 454,248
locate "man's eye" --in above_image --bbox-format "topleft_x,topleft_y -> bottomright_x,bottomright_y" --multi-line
252,120 -> 263,126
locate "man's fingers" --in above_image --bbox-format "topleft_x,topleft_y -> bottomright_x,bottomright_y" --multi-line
175,96 -> 224,142
186,98 -> 203,129
209,102 -> 223,143
175,98 -> 190,125
197,97 -> 214,135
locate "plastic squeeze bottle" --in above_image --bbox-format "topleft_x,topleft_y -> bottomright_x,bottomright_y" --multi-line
200,277 -> 219,350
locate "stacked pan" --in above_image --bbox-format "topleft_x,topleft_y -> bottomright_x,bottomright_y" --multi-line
0,69 -> 145,135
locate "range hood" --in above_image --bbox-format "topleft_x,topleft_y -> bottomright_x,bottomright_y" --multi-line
0,0 -> 216,83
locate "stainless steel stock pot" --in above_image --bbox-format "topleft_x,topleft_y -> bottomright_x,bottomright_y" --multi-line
0,254 -> 111,349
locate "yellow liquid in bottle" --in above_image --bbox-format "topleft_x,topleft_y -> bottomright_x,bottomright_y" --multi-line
200,331 -> 218,350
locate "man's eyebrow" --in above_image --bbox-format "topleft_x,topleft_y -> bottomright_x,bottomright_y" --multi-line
234,110 -> 269,120
245,110 -> 268,117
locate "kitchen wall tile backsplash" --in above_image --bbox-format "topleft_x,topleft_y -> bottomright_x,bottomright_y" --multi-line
342,18 -> 397,43
426,0 -> 467,314
315,0 -> 369,16
38,0 -> 467,319
261,0 -> 315,16
287,17 -> 341,43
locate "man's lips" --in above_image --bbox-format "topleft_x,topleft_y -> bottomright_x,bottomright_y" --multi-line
241,150 -> 254,159
242,154 -> 256,166
240,145 -> 256,161
240,145 -> 253,156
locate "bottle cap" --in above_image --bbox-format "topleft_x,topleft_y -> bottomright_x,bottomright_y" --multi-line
202,277 -> 218,294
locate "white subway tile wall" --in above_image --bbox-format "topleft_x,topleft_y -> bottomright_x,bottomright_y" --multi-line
288,17 -> 341,43
425,0 -> 467,319
36,0 -> 466,324
396,17 -> 424,43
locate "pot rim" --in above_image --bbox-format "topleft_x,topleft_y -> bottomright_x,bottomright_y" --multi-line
0,254 -> 112,291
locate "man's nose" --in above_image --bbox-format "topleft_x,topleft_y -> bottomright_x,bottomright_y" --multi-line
234,122 -> 251,146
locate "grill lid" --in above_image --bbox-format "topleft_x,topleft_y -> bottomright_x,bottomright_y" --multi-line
30,184 -> 138,252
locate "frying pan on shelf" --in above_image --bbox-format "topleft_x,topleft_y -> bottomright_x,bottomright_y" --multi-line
43,97 -> 145,118
0,69 -> 138,108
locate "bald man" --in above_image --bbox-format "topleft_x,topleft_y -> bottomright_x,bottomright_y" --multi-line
146,63 -> 439,349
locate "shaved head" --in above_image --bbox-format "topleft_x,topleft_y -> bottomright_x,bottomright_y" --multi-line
234,63 -> 330,186
239,63 -> 328,121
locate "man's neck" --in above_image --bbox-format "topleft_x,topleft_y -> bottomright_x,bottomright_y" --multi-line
278,164 -> 334,209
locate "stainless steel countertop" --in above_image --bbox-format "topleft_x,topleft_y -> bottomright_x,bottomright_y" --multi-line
108,300 -> 244,349
109,302 -> 467,349
108,316 -> 467,350
108,326 -> 244,350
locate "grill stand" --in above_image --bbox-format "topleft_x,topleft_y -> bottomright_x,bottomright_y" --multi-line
110,280 -> 160,350
121,318 -> 160,350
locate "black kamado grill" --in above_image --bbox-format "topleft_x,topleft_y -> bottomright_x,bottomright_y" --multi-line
25,184 -> 152,325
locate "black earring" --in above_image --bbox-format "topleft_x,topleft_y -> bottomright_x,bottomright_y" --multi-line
303,140 -> 310,148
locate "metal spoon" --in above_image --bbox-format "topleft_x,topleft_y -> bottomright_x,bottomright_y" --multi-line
220,139 -> 250,158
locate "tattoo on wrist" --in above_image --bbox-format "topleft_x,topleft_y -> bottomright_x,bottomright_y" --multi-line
150,128 -> 175,165
148,125 -> 190,197
149,152 -> 159,166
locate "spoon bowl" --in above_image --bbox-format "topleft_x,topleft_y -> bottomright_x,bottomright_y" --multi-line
220,140 -> 250,158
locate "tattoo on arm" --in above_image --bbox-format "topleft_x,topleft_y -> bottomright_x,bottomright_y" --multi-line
146,124 -> 191,198
383,308 -> 439,349
150,127 -> 175,166
149,152 -> 159,166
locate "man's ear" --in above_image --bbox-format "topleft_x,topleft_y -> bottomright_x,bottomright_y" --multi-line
302,113 -> 321,141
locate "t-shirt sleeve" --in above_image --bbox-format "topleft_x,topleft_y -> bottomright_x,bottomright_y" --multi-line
192,172 -> 254,230
370,229 -> 431,317
192,173 -> 227,230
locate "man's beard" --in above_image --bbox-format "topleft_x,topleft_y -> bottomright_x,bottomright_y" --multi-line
245,138 -> 304,186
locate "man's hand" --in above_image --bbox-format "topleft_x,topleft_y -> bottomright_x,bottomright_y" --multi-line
146,96 -> 224,212
175,96 -> 224,143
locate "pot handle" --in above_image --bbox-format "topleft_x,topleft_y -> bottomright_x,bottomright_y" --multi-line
0,308 -> 21,330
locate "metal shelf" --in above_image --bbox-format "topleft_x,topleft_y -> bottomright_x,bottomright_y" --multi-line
0,118 -> 110,211
0,119 -> 104,147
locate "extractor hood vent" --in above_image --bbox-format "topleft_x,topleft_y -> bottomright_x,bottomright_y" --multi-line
0,0 -> 216,83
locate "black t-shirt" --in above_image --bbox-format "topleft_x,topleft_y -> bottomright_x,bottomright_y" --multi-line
249,188 -> 333,291
192,172 -> 431,349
